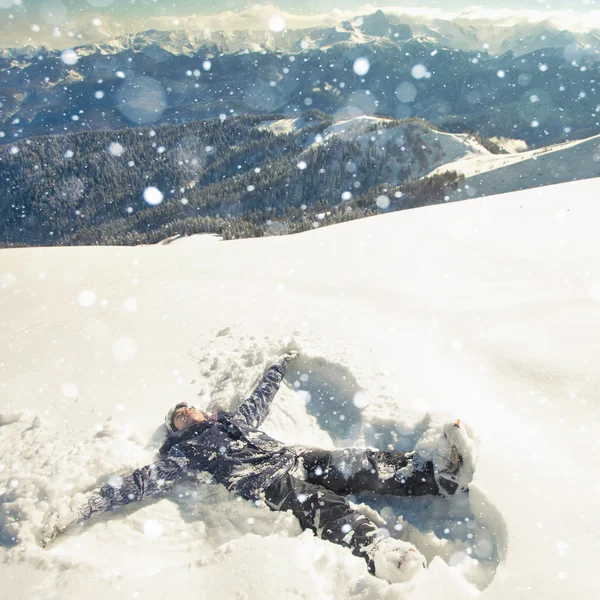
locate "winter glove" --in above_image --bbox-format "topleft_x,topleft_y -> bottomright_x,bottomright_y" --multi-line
282,350 -> 298,362
41,492 -> 92,547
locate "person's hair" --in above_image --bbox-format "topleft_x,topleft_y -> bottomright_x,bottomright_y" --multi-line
164,402 -> 191,434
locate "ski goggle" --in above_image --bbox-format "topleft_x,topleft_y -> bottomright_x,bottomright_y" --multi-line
164,402 -> 197,434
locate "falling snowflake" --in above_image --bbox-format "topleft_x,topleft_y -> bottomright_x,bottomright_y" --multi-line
353,391 -> 370,409
60,49 -> 78,65
123,298 -> 138,312
411,64 -> 429,79
143,186 -> 164,206
143,520 -> 163,538
108,474 -> 124,488
60,382 -> 79,399
268,15 -> 286,32
78,290 -> 97,307
108,142 -> 124,157
376,195 -> 390,209
353,57 -> 370,76
395,82 -> 417,103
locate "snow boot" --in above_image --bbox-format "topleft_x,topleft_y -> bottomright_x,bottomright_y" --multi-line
368,537 -> 427,584
435,419 -> 477,495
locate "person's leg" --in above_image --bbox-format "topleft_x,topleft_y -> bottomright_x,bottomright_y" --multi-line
298,419 -> 477,497
263,473 -> 378,568
298,448 -> 442,496
262,473 -> 427,583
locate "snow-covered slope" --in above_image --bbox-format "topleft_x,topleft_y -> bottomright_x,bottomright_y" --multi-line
307,115 -> 490,179
431,133 -> 600,201
256,117 -> 311,135
316,116 -> 488,158
1,178 -> 600,599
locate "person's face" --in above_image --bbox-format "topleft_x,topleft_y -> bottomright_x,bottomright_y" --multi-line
173,406 -> 206,431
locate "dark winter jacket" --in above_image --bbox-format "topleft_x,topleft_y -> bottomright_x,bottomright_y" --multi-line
81,357 -> 296,520
157,359 -> 297,498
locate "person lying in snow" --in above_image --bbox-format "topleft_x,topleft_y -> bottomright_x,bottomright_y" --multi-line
41,351 -> 476,584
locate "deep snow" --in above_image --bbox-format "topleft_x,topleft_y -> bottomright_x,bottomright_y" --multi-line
1,178 -> 599,599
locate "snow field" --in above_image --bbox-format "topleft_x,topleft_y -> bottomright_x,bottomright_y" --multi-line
1,178 -> 600,598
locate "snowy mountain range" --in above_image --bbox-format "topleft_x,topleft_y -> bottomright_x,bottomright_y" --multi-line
1,16 -> 599,150
3,10 -> 600,60
2,10 -> 600,147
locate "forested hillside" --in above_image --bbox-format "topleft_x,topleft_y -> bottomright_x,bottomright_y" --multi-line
0,113 -> 463,246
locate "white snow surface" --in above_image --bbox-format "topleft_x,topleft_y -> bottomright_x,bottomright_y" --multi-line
256,117 -> 310,135
1,178 -> 600,598
431,133 -> 600,201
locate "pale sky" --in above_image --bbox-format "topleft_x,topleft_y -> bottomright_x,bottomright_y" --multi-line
1,1 -> 599,49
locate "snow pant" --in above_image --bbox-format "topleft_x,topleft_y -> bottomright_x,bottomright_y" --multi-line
262,448 -> 440,573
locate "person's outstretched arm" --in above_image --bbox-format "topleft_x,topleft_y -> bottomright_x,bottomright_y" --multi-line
233,351 -> 298,429
41,448 -> 189,547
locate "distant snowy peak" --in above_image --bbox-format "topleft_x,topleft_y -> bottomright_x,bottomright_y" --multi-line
4,10 -> 599,59
350,10 -> 413,41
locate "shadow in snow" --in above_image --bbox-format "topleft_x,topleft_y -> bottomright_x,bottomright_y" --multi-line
286,354 -> 502,592
362,414 -> 433,453
286,355 -> 364,446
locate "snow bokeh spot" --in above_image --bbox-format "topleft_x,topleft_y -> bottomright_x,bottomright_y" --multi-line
353,391 -> 370,409
108,474 -> 124,488
143,186 -> 164,206
116,76 -> 167,124
411,64 -> 429,79
353,58 -> 370,76
268,15 -> 286,32
60,49 -> 78,65
143,519 -> 164,538
395,82 -> 417,103
376,195 -> 390,209
78,289 -> 96,307
60,382 -> 79,399
108,142 -> 124,157
123,298 -> 138,312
